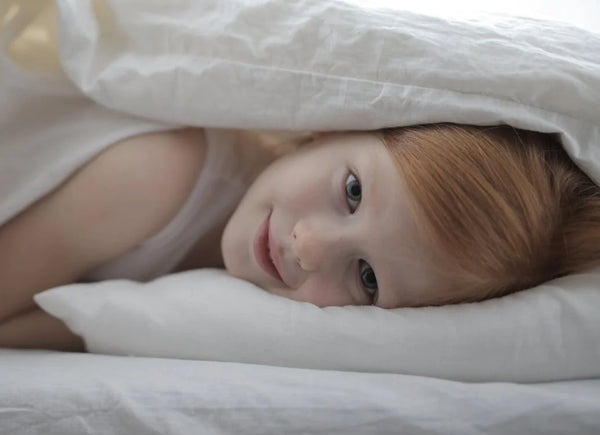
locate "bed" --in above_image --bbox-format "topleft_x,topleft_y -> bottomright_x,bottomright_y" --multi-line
1,0 -> 600,433
1,348 -> 599,435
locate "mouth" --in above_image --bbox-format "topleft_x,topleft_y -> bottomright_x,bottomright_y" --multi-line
253,211 -> 284,283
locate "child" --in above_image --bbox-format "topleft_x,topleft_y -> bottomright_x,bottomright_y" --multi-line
1,123 -> 598,350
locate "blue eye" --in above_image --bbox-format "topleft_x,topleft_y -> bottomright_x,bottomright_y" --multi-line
345,173 -> 361,212
359,260 -> 378,298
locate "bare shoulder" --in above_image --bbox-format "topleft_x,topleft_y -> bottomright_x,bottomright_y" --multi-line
56,127 -> 207,264
0,127 -> 205,320
89,128 -> 205,232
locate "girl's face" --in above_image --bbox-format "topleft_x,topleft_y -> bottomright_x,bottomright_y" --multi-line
221,132 -> 446,308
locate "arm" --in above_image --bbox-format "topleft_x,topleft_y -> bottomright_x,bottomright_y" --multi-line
0,308 -> 84,351
0,128 -> 205,349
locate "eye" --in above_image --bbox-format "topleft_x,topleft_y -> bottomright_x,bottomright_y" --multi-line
359,260 -> 378,300
345,173 -> 361,213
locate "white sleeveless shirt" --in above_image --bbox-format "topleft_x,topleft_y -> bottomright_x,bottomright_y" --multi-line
84,129 -> 257,282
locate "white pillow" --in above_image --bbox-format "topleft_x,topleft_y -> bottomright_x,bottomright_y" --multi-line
35,268 -> 600,383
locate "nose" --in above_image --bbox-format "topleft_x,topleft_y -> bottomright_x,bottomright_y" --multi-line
291,219 -> 344,272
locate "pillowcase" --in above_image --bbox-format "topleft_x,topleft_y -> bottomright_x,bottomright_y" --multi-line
36,268 -> 600,383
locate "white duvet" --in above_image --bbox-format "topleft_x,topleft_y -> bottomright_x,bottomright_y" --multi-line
2,0 -> 600,387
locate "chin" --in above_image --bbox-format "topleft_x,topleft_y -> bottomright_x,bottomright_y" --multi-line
221,251 -> 246,281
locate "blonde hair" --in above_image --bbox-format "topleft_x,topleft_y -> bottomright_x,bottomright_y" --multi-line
380,124 -> 600,305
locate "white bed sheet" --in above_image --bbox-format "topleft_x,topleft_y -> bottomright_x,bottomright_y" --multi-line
1,349 -> 599,435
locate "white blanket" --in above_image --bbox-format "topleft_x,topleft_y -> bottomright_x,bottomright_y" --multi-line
56,0 -> 600,181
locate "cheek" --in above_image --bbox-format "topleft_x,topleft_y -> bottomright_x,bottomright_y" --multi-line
292,278 -> 356,307
286,184 -> 318,211
267,153 -> 330,209
220,222 -> 249,278
279,171 -> 331,215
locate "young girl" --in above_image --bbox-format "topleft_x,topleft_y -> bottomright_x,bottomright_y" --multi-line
1,123 -> 599,350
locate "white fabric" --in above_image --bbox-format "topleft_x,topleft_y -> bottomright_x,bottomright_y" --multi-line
1,348 -> 600,435
0,0 -> 171,228
350,0 -> 600,34
36,268 -> 600,383
56,0 -> 600,184
0,62 -> 167,228
84,129 -> 250,281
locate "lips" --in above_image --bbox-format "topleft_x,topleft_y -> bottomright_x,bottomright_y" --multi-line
253,212 -> 284,283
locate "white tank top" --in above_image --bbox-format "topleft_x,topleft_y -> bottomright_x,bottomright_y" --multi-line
84,129 -> 255,282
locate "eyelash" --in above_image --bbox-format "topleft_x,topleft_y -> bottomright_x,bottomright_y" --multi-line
344,171 -> 361,213
343,171 -> 379,303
